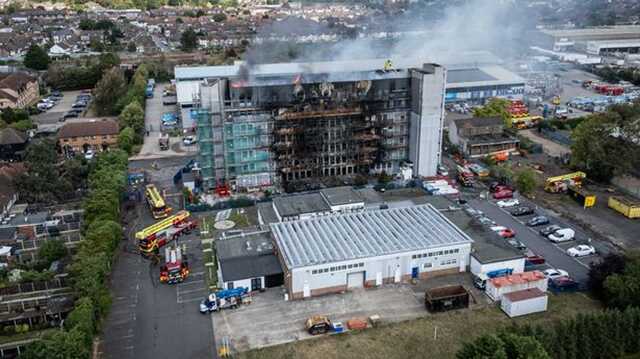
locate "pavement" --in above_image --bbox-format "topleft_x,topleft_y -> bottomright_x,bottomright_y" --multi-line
33,90 -> 86,132
213,283 -> 427,352
100,171 -> 215,359
136,85 -> 198,160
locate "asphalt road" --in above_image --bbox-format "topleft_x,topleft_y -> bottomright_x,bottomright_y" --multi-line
468,194 -> 607,284
101,201 -> 215,359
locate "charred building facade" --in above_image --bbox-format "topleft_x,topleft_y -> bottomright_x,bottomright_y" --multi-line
175,60 -> 446,192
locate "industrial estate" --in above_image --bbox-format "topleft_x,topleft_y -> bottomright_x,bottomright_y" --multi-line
1,0 -> 640,359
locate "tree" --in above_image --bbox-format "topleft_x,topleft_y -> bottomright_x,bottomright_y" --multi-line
212,12 -> 227,22
490,164 -> 513,184
571,106 -> 640,182
118,101 -> 145,136
93,67 -> 127,116
458,333 -> 550,359
118,127 -> 135,154
473,98 -> 512,127
514,168 -> 537,195
64,297 -> 95,344
604,252 -> 640,309
38,240 -> 67,266
24,44 -> 50,71
180,27 -> 199,52
22,328 -> 91,359
588,252 -> 627,300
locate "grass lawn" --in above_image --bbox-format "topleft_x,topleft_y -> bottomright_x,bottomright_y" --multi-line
238,292 -> 602,359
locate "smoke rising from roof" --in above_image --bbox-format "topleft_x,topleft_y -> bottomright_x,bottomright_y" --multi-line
238,0 -> 533,77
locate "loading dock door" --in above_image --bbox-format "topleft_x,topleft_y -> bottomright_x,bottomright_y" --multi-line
347,272 -> 365,289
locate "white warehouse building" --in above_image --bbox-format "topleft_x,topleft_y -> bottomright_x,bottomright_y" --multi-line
271,204 -> 474,299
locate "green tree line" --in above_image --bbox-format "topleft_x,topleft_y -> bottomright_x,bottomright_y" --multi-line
23,150 -> 128,359
459,307 -> 640,359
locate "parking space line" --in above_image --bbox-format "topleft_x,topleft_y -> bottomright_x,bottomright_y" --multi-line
177,297 -> 203,304
177,287 -> 206,295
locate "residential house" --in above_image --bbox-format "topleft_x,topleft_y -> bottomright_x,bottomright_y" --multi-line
448,117 -> 520,158
0,72 -> 40,109
48,43 -> 72,57
0,128 -> 28,161
52,28 -> 74,44
57,118 -> 119,155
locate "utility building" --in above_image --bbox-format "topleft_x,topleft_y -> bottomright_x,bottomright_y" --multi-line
175,59 -> 446,192
270,204 -> 473,299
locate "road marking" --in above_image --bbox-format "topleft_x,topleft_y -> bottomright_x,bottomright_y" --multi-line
177,280 -> 204,289
177,287 -> 206,295
177,297 -> 203,304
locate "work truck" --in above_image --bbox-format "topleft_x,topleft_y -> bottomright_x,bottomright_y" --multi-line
200,287 -> 249,313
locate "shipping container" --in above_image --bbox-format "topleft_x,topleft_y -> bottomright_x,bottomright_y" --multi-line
608,196 -> 640,219
567,185 -> 596,208
425,285 -> 470,312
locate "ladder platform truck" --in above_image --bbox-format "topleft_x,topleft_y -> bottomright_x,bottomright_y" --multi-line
160,245 -> 190,284
544,172 -> 587,193
135,210 -> 197,257
199,287 -> 249,313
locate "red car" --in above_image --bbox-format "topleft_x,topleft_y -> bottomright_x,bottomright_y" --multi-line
498,229 -> 516,238
493,189 -> 513,199
525,255 -> 546,265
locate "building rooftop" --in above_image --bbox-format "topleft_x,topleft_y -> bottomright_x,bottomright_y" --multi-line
454,116 -> 503,129
503,287 -> 546,302
256,202 -> 280,227
57,118 -> 119,139
446,66 -> 525,88
273,192 -> 331,218
216,231 -> 283,282
271,204 -> 474,269
319,186 -> 363,207
0,128 -> 27,145
541,25 -> 640,38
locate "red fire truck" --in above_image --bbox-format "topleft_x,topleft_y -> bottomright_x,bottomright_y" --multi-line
160,245 -> 190,284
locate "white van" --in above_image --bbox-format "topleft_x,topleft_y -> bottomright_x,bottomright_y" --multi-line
548,228 -> 575,243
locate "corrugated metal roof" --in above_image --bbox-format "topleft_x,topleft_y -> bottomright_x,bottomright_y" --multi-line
271,204 -> 473,269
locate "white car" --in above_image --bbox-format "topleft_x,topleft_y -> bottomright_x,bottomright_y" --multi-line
497,198 -> 520,208
490,225 -> 508,232
183,136 -> 197,145
437,165 -> 449,176
543,268 -> 569,280
84,150 -> 94,160
548,228 -> 575,243
567,245 -> 596,257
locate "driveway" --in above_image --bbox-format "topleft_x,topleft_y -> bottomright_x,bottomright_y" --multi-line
136,84 -> 198,160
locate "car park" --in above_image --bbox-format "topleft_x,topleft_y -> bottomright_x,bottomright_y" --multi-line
510,206 -> 535,216
543,268 -> 569,280
507,239 -> 527,250
567,245 -> 596,257
498,229 -> 516,238
497,198 -> 520,208
539,224 -> 562,236
493,189 -> 513,200
527,216 -> 549,226
548,228 -> 575,243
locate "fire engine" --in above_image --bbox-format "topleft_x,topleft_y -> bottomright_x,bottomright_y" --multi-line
160,245 -> 190,284
135,210 -> 197,257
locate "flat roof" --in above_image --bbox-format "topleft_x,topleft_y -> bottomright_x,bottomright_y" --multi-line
271,204 -> 473,269
273,193 -> 331,218
503,287 -> 546,302
216,231 -> 283,281
320,186 -> 364,206
541,25 -> 640,38
587,39 -> 640,48
446,66 -> 525,88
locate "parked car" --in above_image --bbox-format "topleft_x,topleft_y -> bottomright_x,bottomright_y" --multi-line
490,183 -> 512,193
525,255 -> 546,266
63,112 -> 79,119
490,225 -> 508,232
183,136 -> 197,145
163,120 -> 178,127
527,216 -> 549,227
478,216 -> 496,226
567,244 -> 596,257
72,102 -> 87,109
539,224 -> 562,236
493,189 -> 513,200
507,239 -> 527,250
464,208 -> 483,217
84,150 -> 94,160
543,268 -> 569,280
548,228 -> 575,243
437,165 -> 449,176
498,229 -> 516,238
497,198 -> 520,208
510,206 -> 535,216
